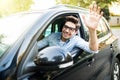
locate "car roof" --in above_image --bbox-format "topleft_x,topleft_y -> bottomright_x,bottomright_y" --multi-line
26,4 -> 89,15
49,4 -> 88,10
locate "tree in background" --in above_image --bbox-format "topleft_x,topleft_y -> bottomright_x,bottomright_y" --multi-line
56,0 -> 119,21
0,0 -> 33,17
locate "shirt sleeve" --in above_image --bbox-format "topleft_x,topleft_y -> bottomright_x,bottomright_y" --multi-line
37,35 -> 50,49
75,36 -> 98,53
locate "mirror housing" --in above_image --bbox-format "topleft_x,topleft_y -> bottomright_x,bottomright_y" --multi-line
34,46 -> 73,71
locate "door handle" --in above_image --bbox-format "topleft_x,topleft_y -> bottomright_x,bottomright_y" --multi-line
110,44 -> 115,52
110,44 -> 113,48
87,58 -> 95,67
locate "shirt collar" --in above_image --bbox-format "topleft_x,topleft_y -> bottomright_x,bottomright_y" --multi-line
58,32 -> 75,43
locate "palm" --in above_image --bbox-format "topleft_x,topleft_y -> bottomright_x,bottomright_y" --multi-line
83,3 -> 103,30
84,13 -> 101,30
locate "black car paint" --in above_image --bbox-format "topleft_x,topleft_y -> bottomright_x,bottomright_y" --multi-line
0,5 -> 119,80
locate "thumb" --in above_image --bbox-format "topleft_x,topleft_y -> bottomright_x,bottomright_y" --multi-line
82,14 -> 85,20
82,14 -> 87,24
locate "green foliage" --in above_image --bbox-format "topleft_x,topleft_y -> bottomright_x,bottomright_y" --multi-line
0,0 -> 34,17
56,0 -> 118,8
101,6 -> 110,21
56,0 -> 119,21
13,0 -> 33,11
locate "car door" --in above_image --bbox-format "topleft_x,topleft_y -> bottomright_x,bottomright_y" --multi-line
91,18 -> 116,80
52,16 -> 115,80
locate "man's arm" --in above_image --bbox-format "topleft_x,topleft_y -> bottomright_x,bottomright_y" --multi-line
82,2 -> 103,51
89,28 -> 98,51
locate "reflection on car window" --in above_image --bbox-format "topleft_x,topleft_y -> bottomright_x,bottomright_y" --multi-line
97,19 -> 109,38
42,18 -> 63,38
44,24 -> 52,37
84,18 -> 109,39
44,24 -> 59,37
55,24 -> 59,32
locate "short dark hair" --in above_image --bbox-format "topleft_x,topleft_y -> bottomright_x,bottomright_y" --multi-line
65,16 -> 80,31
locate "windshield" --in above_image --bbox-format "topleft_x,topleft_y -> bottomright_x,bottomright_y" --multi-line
0,12 -> 43,57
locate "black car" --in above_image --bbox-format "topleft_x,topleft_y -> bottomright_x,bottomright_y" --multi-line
0,5 -> 120,80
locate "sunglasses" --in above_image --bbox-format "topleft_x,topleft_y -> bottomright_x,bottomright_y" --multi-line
63,25 -> 76,32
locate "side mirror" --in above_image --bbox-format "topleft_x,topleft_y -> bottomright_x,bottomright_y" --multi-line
34,46 -> 73,71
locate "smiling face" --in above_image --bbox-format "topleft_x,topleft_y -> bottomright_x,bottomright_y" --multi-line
61,21 -> 77,42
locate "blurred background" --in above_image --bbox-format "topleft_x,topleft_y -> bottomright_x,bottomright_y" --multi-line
0,0 -> 120,27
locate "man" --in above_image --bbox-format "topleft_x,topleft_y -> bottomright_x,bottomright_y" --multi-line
37,3 -> 103,54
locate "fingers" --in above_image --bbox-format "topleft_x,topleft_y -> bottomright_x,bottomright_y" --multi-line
89,2 -> 97,13
89,2 -> 103,17
99,11 -> 104,17
97,7 -> 103,19
97,7 -> 101,14
89,4 -> 93,13
93,3 -> 97,12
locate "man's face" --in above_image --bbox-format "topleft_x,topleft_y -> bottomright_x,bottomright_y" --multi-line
62,21 -> 77,41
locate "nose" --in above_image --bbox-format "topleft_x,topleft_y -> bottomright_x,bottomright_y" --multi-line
64,28 -> 69,32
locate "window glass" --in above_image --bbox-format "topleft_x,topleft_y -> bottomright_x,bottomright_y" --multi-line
97,19 -> 109,38
100,19 -> 109,35
43,23 -> 59,37
55,24 -> 59,32
44,24 -> 52,37
83,18 -> 109,39
96,22 -> 103,38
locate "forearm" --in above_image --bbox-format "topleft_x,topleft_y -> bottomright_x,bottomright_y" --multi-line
89,29 -> 98,51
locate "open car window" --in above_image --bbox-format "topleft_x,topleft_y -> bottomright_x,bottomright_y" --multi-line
36,13 -> 92,63
38,14 -> 81,41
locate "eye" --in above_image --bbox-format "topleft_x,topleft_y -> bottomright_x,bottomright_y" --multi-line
64,25 -> 76,31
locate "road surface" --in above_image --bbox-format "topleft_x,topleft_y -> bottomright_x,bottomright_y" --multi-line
111,28 -> 120,47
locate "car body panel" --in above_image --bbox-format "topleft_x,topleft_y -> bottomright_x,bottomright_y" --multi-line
0,5 -> 119,80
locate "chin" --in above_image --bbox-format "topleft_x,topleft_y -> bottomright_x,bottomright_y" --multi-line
63,37 -> 70,40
